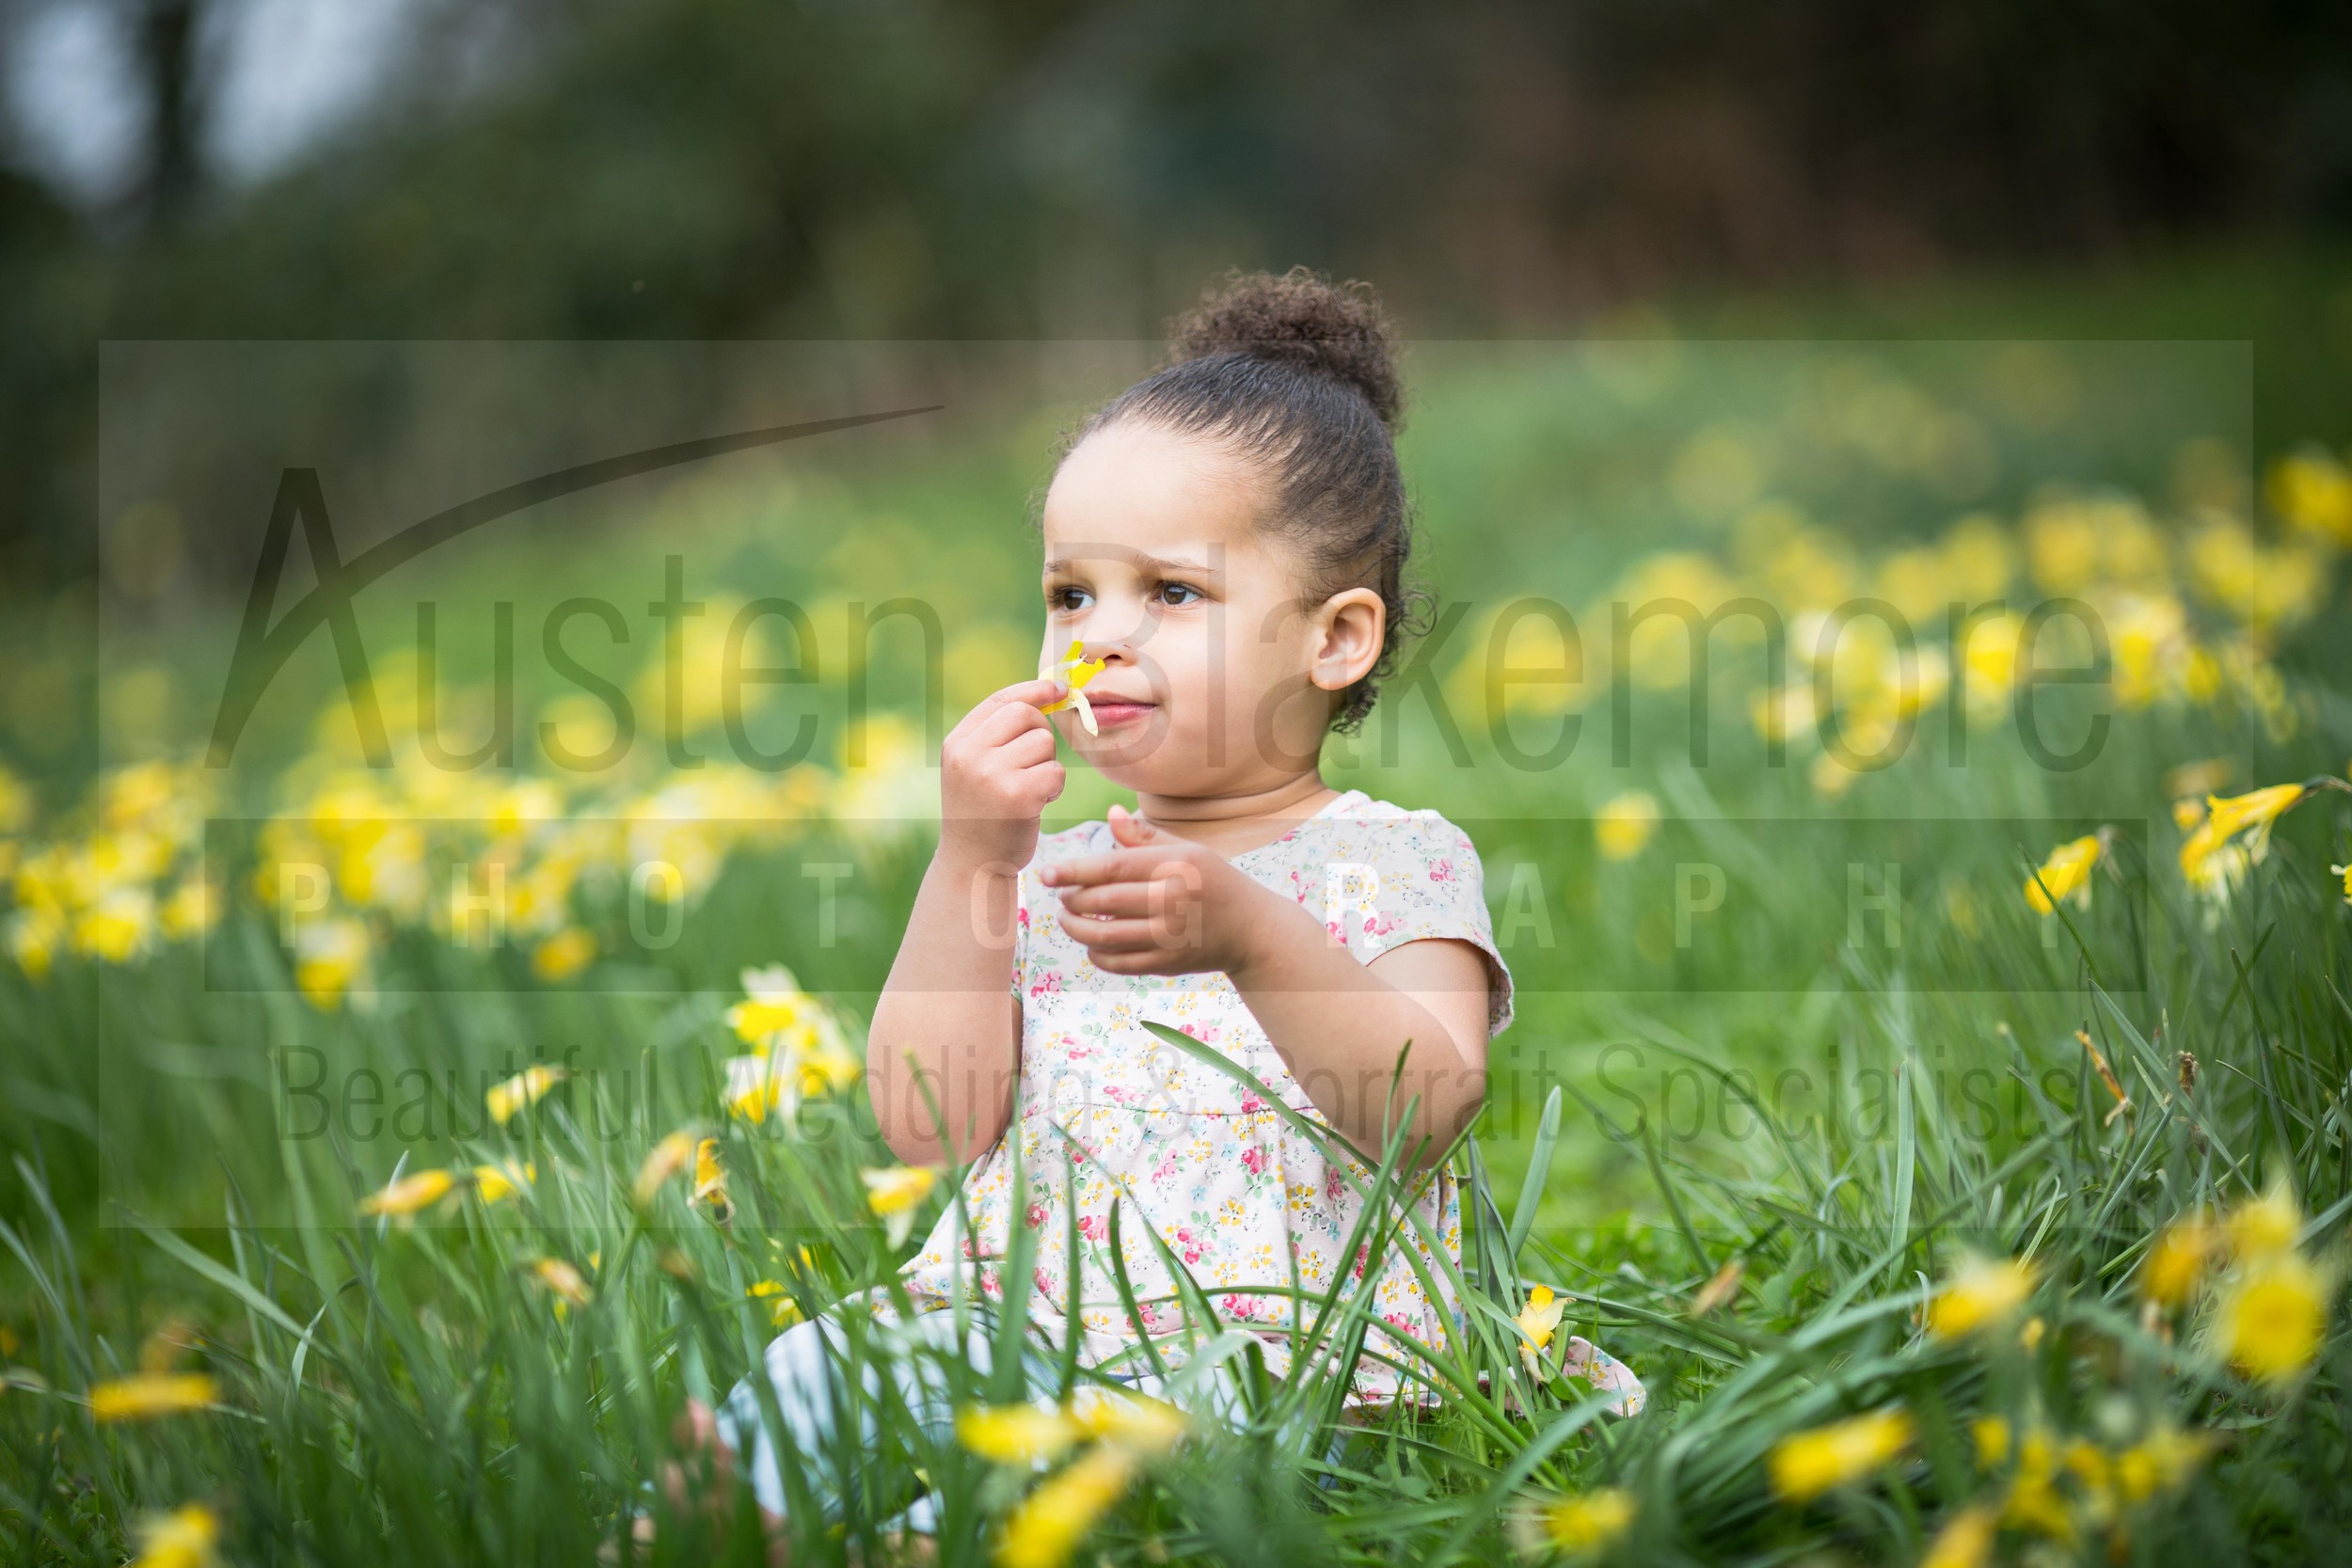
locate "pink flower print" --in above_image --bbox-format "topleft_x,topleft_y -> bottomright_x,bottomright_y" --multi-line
1240,1146 -> 1269,1177
1238,1093 -> 1267,1115
1326,919 -> 1346,942
1034,1266 -> 1055,1299
1025,1203 -> 1046,1230
1076,1212 -> 1107,1243
1172,1226 -> 1207,1264
1326,1169 -> 1347,1202
1429,859 -> 1454,883
1028,971 -> 1062,1001
1352,1243 -> 1370,1281
1219,1292 -> 1258,1321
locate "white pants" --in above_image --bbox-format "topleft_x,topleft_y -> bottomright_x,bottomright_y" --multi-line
712,1293 -> 1262,1530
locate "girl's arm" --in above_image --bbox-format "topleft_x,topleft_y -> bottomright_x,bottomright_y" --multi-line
866,679 -> 1066,1165
1040,807 -> 1489,1164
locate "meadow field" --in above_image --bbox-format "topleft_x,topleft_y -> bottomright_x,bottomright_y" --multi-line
5,266 -> 2352,1565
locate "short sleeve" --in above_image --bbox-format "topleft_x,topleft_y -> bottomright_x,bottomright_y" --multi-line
1326,810 -> 1515,1037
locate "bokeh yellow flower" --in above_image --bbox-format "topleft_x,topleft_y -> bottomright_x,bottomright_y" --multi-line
2228,1179 -> 2301,1261
528,1257 -> 594,1308
863,1164 -> 937,1244
959,1402 -> 1085,1465
530,927 -> 597,981
2024,834 -> 2099,914
1593,792 -> 1660,862
633,1131 -> 697,1207
485,1064 -> 565,1125
359,1167 -> 457,1219
995,1443 -> 1135,1568
90,1371 -> 218,1422
1918,1502 -> 1996,1568
1971,1415 -> 2010,1469
2142,1212 -> 2215,1307
1511,1487 -> 1635,1558
471,1161 -> 533,1204
1769,1407 -> 1912,1501
2219,1252 -> 2330,1384
863,1164 -> 935,1213
131,1502 -> 219,1568
1926,1255 -> 2038,1338
1072,1388 -> 1187,1456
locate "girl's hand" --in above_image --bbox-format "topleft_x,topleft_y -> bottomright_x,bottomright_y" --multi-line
936,679 -> 1067,874
1040,804 -> 1289,977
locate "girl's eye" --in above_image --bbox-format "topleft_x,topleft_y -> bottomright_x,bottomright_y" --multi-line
1157,582 -> 1202,608
1049,585 -> 1092,612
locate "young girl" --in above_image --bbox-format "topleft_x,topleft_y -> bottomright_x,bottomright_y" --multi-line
694,269 -> 1636,1538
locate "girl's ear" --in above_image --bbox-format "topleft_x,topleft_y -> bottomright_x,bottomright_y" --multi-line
1309,587 -> 1387,696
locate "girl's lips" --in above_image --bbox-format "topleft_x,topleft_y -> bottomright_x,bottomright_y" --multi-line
1086,700 -> 1157,727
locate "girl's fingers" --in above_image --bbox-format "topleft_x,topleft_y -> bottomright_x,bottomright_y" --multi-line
948,679 -> 1064,743
1037,847 -> 1169,889
993,725 -> 1057,767
1054,880 -> 1158,919
1056,911 -> 1166,952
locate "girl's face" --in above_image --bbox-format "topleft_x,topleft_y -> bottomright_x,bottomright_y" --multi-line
1038,420 -> 1384,799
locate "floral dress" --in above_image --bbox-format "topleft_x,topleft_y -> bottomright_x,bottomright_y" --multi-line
897,788 -> 1513,1405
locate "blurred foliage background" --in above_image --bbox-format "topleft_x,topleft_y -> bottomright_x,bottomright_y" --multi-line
8,0 -> 2352,629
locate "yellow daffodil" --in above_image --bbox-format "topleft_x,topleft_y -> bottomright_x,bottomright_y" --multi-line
2024,833 -> 2100,914
2228,1178 -> 2301,1260
1926,1254 -> 2039,1338
159,878 -> 217,942
485,1064 -> 566,1125
359,1167 -> 457,1219
1593,791 -> 1661,862
471,1161 -> 533,1205
2179,782 -> 2322,890
692,1137 -> 732,1223
726,963 -> 809,1043
748,1280 -> 803,1328
995,1443 -> 1136,1568
798,1042 -> 864,1097
529,927 -> 597,982
724,1053 -> 787,1122
1767,1407 -> 1913,1501
2142,1211 -> 2216,1307
528,1257 -> 594,1309
863,1164 -> 938,1246
2333,863 -> 2352,906
1072,1388 -> 1187,1456
1510,1487 -> 1635,1558
1918,1503 -> 1996,1568
633,1130 -> 698,1208
131,1503 -> 219,1568
1516,1283 -> 1567,1375
293,917 -> 371,1009
1038,641 -> 1108,736
959,1401 -> 1086,1465
2219,1252 -> 2330,1384
89,1371 -> 218,1422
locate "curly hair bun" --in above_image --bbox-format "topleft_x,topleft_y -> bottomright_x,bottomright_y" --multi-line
1168,266 -> 1404,431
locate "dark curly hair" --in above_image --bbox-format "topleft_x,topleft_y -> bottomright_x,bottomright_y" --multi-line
1063,266 -> 1430,735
